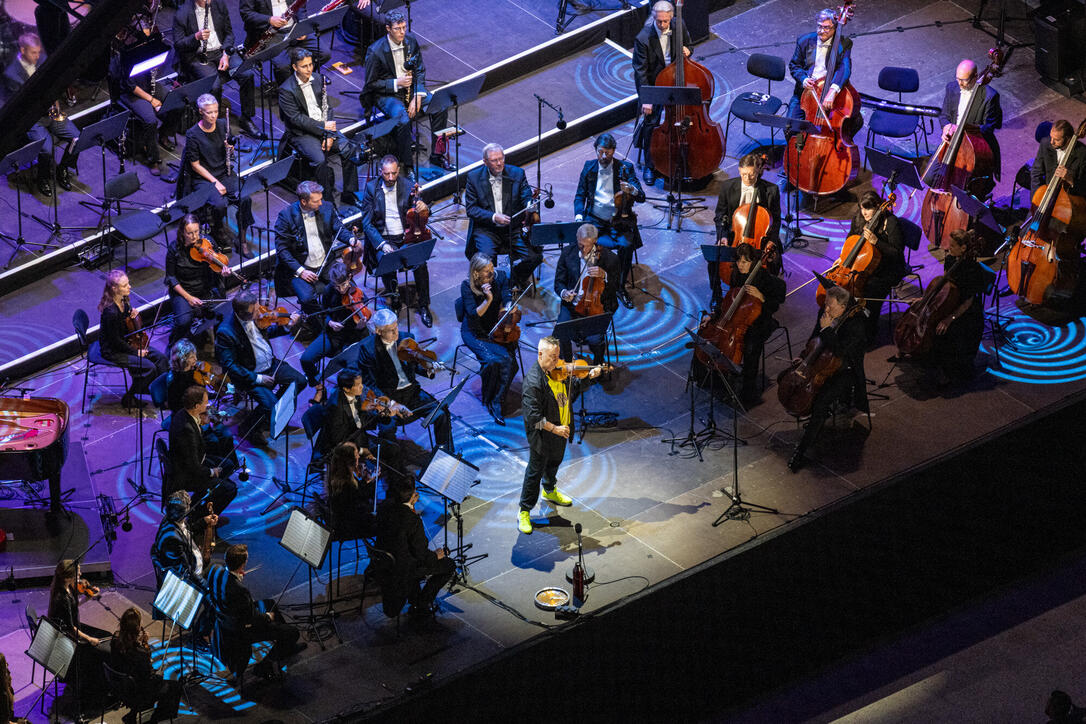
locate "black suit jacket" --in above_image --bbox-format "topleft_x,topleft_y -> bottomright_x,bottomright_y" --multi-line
360,175 -> 414,255
221,568 -> 261,628
788,31 -> 853,97
320,388 -> 374,456
172,0 -> 236,65
375,498 -> 437,595
573,159 -> 645,221
713,177 -> 781,243
809,309 -> 867,411
939,81 -> 1002,177
214,312 -> 290,389
521,361 -> 590,457
273,199 -> 353,291
169,411 -> 212,492
632,22 -> 692,92
239,0 -> 308,49
354,332 -> 422,396
554,243 -> 620,316
2,56 -> 30,99
363,34 -> 427,104
1031,137 -> 1086,198
464,164 -> 533,254
278,72 -> 331,139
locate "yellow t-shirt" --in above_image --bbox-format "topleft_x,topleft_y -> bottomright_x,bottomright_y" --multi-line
546,375 -> 572,428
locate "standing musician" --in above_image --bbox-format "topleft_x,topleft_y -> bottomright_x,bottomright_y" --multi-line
632,1 -> 692,185
109,48 -> 180,183
172,0 -> 263,139
166,214 -> 231,346
928,229 -> 988,386
318,369 -> 406,471
554,224 -> 620,365
214,291 -> 308,445
787,285 -> 867,472
151,490 -> 220,587
464,143 -> 542,294
167,340 -> 240,473
299,261 -> 371,388
169,386 -> 239,518
47,560 -> 111,711
360,154 -> 433,327
240,0 -> 331,85
278,48 -> 364,205
3,33 -> 82,193
460,253 -> 520,426
517,336 -> 602,534
97,270 -> 169,409
353,308 -> 453,452
273,180 -> 360,333
1032,119 -> 1086,198
787,7 -> 853,121
362,10 -> 449,175
939,58 -> 1002,181
847,190 -> 906,343
711,153 -> 781,310
573,133 -> 645,309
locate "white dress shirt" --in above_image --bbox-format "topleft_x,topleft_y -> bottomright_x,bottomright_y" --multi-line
489,173 -> 503,219
739,182 -> 755,207
178,520 -> 204,578
197,4 -> 222,54
955,86 -> 974,126
594,162 -> 615,221
296,74 -> 323,123
384,339 -> 411,390
18,54 -> 35,79
344,392 -> 362,428
658,29 -> 671,64
382,183 -> 404,236
242,320 -> 274,374
269,0 -> 295,30
299,208 -> 326,272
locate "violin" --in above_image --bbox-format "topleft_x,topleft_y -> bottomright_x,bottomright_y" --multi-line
489,306 -> 522,345
341,285 -> 374,326
816,192 -> 894,307
610,164 -> 639,233
548,360 -> 613,382
784,0 -> 862,197
776,301 -> 864,417
698,244 -> 775,369
919,47 -> 1004,250
192,360 -> 226,389
123,303 -> 149,352
253,303 -> 297,329
894,245 -> 976,356
360,388 -> 407,418
1006,117 -> 1086,308
189,237 -> 229,273
647,0 -> 724,181
573,246 -> 606,317
396,338 -> 452,377
404,183 -> 431,245
77,578 -> 100,598
341,235 -> 366,275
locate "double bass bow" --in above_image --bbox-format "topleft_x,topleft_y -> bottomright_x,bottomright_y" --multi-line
816,191 -> 895,306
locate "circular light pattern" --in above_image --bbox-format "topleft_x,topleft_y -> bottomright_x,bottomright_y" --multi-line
574,47 -> 636,105
0,323 -> 61,367
984,308 -> 1086,384
615,279 -> 706,371
150,639 -> 263,713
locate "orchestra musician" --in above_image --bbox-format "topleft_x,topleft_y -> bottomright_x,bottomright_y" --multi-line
939,58 -> 1002,181
172,0 -> 263,139
240,0 -> 331,85
47,560 -> 111,711
110,607 -> 183,723
787,7 -> 853,121
517,336 -> 602,535
167,340 -> 240,473
360,154 -> 433,327
165,214 -> 231,346
214,291 -> 308,445
787,285 -> 867,472
318,369 -> 406,474
299,261 -> 371,389
151,490 -> 220,587
711,154 -> 781,310
3,33 -> 82,194
362,10 -> 450,176
109,47 -> 180,183
1031,119 -> 1086,198
97,270 -> 169,409
573,133 -> 645,309
278,48 -> 365,204
169,386 -> 239,518
353,308 -> 453,452
460,253 -> 520,426
554,224 -> 619,365
465,143 -> 542,294
928,229 -> 989,387
325,440 -> 377,540
632,1 -> 692,185
848,190 -> 906,343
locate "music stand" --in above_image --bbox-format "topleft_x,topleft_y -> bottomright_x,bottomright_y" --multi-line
261,382 -> 301,514
23,616 -> 77,716
753,112 -> 827,250
419,447 -> 485,584
163,184 -> 213,225
74,110 -> 132,266
239,156 -> 294,297
234,37 -> 290,161
290,6 -> 347,65
640,85 -> 704,231
152,571 -> 209,686
528,220 -> 582,250
427,74 -> 487,209
373,238 -> 436,335
278,506 -> 338,648
159,75 -> 217,116
1,137 -> 52,267
552,312 -> 617,440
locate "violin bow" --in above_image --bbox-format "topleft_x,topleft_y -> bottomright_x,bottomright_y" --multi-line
487,281 -> 534,338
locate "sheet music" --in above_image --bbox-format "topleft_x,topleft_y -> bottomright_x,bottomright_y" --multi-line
27,618 -> 76,677
281,508 -> 330,568
153,570 -> 204,630
420,449 -> 478,504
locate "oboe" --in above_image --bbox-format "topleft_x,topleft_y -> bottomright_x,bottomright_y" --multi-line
197,1 -> 210,63
320,74 -> 329,144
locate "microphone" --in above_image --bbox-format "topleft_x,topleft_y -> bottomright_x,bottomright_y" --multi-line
556,111 -> 566,130
237,456 -> 250,482
575,522 -> 582,536
543,183 -> 555,209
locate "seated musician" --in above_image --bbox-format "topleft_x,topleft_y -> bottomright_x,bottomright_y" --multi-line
848,190 -> 906,343
182,93 -> 252,254
240,0 -> 331,86
928,229 -> 988,386
97,270 -> 169,409
573,133 -> 645,309
632,1 -> 691,185
299,261 -> 371,388
461,253 -> 520,426
711,153 -> 781,310
788,285 -> 867,472
319,369 -> 406,470
110,608 -> 182,722
274,180 -> 361,334
787,7 -> 853,120
354,308 -> 452,452
939,59 -> 1002,182
3,33 -> 82,193
166,214 -> 231,346
1032,119 -> 1086,199
464,143 -> 541,293
47,560 -> 111,711
172,0 -> 263,139
151,490 -> 220,588
108,48 -> 179,183
325,440 -> 377,539
169,386 -> 239,517
554,224 -> 619,365
279,48 -> 364,205
214,291 -> 308,445
167,340 -> 240,471
375,480 -> 455,617
360,154 -> 433,327
362,10 -> 450,175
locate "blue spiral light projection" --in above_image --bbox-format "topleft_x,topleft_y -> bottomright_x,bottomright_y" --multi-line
149,639 -> 267,713
574,46 -> 636,104
984,309 -> 1086,384
616,279 -> 708,371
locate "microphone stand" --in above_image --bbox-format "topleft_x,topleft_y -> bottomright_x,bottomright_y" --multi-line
534,93 -> 564,221
564,524 -> 595,584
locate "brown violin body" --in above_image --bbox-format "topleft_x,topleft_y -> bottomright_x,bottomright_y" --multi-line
611,166 -> 639,233
404,184 -> 432,244
785,79 -> 862,196
489,306 -> 522,346
397,337 -> 438,376
920,127 -> 997,250
192,360 -> 226,389
124,307 -> 149,351
894,259 -> 964,356
549,360 -> 612,382
342,286 -> 374,326
253,303 -> 293,329
342,243 -> 365,275
189,237 -> 229,273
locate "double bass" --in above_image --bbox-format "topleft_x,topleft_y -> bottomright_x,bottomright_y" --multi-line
698,244 -> 775,369
815,192 -> 895,306
1005,118 -> 1086,308
919,48 -> 1004,250
784,1 -> 862,196
647,0 -> 724,182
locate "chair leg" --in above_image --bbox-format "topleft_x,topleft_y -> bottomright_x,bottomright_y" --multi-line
723,113 -> 732,159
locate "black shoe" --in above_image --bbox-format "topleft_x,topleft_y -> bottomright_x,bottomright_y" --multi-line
418,306 -> 433,328
486,400 -> 505,426
56,167 -> 73,191
239,117 -> 267,140
37,176 -> 52,196
408,601 -> 439,618
285,640 -> 308,658
429,155 -> 453,171
120,392 -> 146,409
158,163 -> 179,184
787,449 -> 804,473
158,134 -> 177,152
617,290 -> 634,309
642,166 -> 656,185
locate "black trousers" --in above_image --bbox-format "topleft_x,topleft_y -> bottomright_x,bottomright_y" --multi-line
181,51 -> 256,119
389,382 -> 452,452
468,227 -> 542,291
519,442 -> 565,511
121,88 -> 180,165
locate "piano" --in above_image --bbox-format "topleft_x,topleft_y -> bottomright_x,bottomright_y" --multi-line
0,397 -> 70,512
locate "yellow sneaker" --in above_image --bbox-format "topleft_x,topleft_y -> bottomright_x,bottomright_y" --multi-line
518,510 -> 533,534
541,488 -> 572,506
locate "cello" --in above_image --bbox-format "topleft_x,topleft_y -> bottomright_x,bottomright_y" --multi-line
719,162 -> 774,283
815,191 -> 894,307
647,0 -> 724,182
1005,118 -> 1086,308
919,48 -> 1004,251
698,244 -> 775,369
784,1 -> 862,197
894,236 -> 977,355
777,299 -> 864,417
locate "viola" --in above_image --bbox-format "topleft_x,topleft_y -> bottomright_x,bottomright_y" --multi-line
610,164 -> 639,233
192,360 -> 226,389
341,236 -> 366,275
548,360 -> 613,382
816,192 -> 895,307
341,286 -> 374,326
123,304 -> 149,352
776,301 -> 864,417
188,237 -> 229,273
360,388 -> 406,418
648,0 -> 724,181
784,0 -> 862,197
894,248 -> 976,356
396,338 -> 451,377
1006,117 -> 1086,308
489,306 -> 522,345
404,183 -> 432,245
77,578 -> 100,598
919,47 -> 1004,250
573,247 -> 606,317
698,244 -> 775,369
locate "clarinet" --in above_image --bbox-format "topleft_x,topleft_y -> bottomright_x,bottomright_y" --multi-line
150,67 -> 157,99
320,74 -> 330,145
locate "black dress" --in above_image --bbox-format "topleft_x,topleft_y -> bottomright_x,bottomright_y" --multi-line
931,254 -> 989,379
47,589 -> 111,707
109,640 -> 182,720
98,303 -> 168,394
